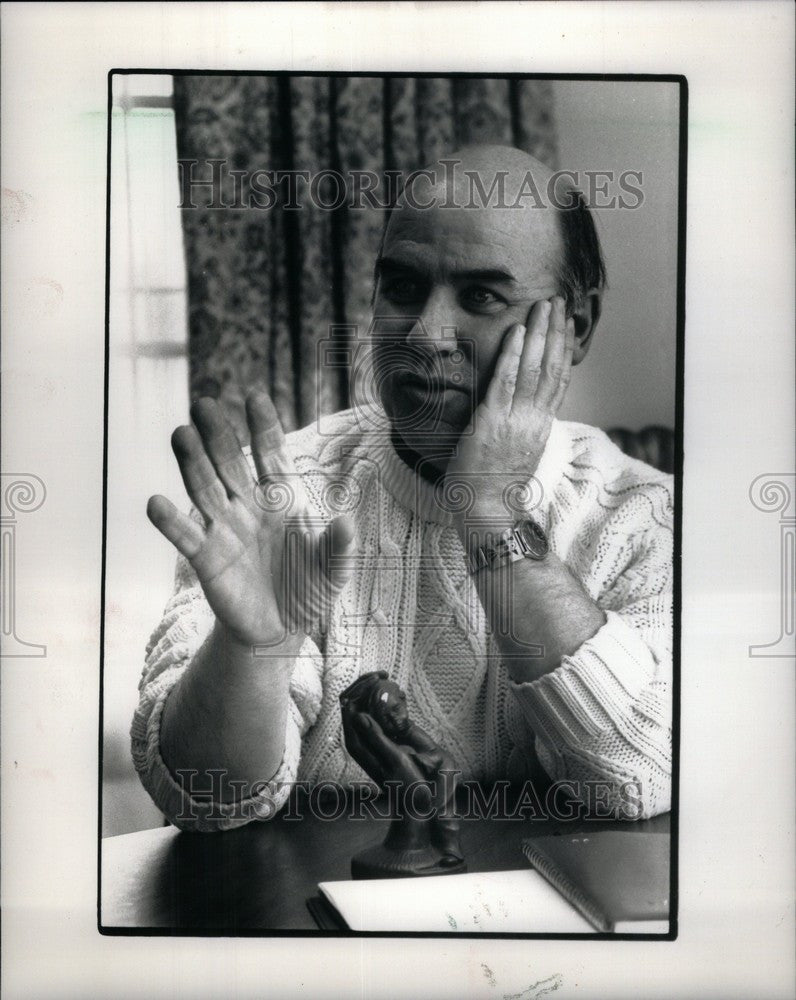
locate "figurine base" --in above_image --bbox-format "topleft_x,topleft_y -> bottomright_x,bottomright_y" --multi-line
351,843 -> 467,879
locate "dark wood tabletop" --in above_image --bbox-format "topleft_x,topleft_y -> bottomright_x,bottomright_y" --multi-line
100,789 -> 670,933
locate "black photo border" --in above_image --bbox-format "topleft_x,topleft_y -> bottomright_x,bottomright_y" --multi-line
98,68 -> 686,941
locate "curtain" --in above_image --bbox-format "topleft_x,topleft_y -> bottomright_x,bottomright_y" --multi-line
173,76 -> 558,438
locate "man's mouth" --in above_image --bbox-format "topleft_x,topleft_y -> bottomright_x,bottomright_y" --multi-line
397,381 -> 468,420
398,371 -> 469,396
386,369 -> 474,435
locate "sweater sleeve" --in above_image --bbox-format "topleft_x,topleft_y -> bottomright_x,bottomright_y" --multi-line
510,486 -> 673,820
130,554 -> 325,831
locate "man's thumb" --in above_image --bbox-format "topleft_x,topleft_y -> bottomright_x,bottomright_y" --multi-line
320,515 -> 356,590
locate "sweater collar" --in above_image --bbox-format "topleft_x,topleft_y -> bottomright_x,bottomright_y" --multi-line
368,408 -> 572,526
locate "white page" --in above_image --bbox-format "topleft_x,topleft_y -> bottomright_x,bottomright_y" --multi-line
614,920 -> 670,935
320,869 -> 596,933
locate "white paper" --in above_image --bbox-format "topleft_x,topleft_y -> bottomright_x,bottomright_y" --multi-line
320,869 -> 596,934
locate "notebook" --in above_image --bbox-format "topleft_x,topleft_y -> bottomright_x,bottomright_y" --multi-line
314,869 -> 596,933
521,829 -> 671,933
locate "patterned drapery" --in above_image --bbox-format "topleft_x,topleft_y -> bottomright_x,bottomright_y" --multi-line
173,75 -> 558,437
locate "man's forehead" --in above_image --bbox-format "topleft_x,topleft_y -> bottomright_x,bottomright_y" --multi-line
380,206 -> 562,289
377,229 -> 559,294
380,239 -> 520,281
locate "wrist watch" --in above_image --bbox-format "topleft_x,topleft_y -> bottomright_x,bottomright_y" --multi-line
467,518 -> 549,574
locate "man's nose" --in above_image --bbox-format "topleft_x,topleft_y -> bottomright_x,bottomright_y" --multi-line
406,289 -> 458,353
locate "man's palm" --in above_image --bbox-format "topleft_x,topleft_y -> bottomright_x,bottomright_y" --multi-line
147,391 -> 355,648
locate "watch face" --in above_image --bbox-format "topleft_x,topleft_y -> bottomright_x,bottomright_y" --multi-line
517,518 -> 549,559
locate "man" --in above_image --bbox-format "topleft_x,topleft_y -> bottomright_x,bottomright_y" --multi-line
133,145 -> 673,830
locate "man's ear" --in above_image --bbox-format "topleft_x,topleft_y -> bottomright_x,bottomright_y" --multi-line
569,288 -> 602,365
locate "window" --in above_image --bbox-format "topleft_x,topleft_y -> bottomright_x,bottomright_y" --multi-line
104,74 -> 189,835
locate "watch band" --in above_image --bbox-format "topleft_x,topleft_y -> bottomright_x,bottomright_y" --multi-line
467,518 -> 549,573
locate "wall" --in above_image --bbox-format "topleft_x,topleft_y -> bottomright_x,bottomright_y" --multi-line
552,80 -> 680,431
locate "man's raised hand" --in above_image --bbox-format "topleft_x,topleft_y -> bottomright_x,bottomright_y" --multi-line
445,295 -> 574,523
146,390 -> 356,650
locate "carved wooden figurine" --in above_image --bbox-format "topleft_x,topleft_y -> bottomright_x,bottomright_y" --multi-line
340,671 -> 466,878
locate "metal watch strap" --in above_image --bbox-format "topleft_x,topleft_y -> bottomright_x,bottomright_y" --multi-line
467,519 -> 548,574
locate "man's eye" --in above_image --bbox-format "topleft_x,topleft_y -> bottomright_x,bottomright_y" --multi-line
461,287 -> 503,309
383,277 -> 424,303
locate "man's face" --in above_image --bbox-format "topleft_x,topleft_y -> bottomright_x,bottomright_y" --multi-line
371,194 -> 562,468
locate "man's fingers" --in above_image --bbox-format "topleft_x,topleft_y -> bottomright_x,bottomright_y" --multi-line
246,389 -> 289,477
483,324 -> 524,412
171,424 -> 229,521
191,397 -> 254,499
549,315 -> 576,413
320,515 -> 357,592
147,494 -> 206,560
512,299 -> 551,409
280,517 -> 352,631
533,296 -> 571,411
246,389 -> 311,517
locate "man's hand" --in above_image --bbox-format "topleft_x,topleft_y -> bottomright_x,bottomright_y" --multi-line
446,296 -> 574,526
147,390 -> 356,649
443,295 -> 605,680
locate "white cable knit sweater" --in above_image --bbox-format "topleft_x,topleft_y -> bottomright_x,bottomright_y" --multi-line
131,409 -> 674,830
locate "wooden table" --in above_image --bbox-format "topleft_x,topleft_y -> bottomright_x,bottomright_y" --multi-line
100,791 -> 670,933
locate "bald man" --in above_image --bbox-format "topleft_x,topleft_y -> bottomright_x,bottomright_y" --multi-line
135,146 -> 673,830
